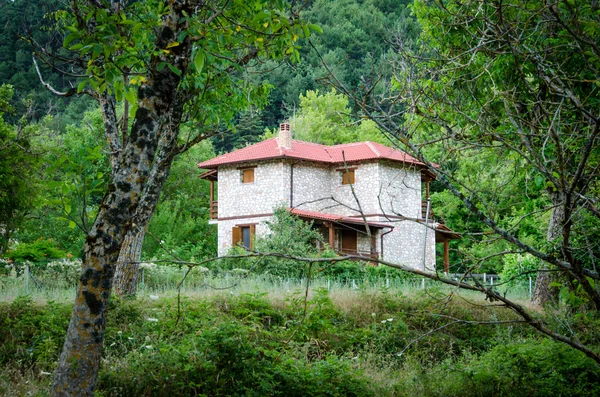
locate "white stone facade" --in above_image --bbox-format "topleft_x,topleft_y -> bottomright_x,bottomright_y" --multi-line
214,158 -> 436,271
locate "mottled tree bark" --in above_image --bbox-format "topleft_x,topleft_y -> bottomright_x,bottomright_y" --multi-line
532,268 -> 558,306
51,2 -> 193,395
112,119 -> 179,296
112,226 -> 145,296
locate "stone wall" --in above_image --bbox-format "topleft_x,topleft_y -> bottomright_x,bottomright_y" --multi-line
377,161 -> 422,219
218,161 -> 288,218
291,162 -> 331,211
329,162 -> 380,216
379,220 -> 436,270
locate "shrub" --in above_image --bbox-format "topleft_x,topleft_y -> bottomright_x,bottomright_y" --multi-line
98,319 -> 377,397
5,239 -> 67,262
396,338 -> 600,397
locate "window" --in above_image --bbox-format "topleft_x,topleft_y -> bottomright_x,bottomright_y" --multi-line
232,225 -> 256,249
241,168 -> 255,183
340,169 -> 355,185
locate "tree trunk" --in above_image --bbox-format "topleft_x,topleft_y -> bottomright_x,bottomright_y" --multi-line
51,3 -> 192,394
111,155 -> 174,296
530,191 -> 565,305
111,101 -> 180,296
531,268 -> 558,306
112,226 -> 146,296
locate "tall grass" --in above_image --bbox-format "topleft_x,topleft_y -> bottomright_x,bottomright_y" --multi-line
0,261 -> 533,303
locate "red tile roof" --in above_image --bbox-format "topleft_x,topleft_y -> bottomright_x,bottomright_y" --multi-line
197,138 -> 425,169
290,208 -> 392,229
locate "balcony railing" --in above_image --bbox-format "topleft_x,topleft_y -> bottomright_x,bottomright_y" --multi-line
210,201 -> 218,220
421,201 -> 434,220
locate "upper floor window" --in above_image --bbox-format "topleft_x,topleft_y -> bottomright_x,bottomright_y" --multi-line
340,168 -> 356,185
241,168 -> 255,183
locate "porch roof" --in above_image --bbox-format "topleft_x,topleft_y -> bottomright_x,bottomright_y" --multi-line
289,208 -> 393,230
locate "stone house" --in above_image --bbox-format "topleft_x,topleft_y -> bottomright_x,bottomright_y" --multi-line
198,123 -> 459,272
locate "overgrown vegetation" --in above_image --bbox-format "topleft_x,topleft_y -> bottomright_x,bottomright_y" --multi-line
2,288 -> 597,397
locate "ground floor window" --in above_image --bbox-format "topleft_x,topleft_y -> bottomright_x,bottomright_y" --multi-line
232,224 -> 256,249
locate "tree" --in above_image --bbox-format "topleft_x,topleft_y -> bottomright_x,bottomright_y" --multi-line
36,1 -> 314,395
265,89 -> 388,145
323,0 -> 600,363
0,84 -> 40,255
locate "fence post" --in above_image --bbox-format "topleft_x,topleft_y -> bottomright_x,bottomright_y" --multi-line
421,278 -> 425,290
490,276 -> 494,286
141,268 -> 145,288
352,279 -> 357,289
25,264 -> 29,291
484,273 -> 487,283
327,279 -> 331,291
529,276 -> 532,299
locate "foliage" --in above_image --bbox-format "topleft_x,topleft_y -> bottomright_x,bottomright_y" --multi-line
3,288 -> 582,396
143,141 -> 217,260
0,84 -> 41,254
211,0 -> 417,152
250,207 -> 324,278
397,338 -> 600,397
501,254 -> 541,286
4,239 -> 67,262
284,90 -> 388,145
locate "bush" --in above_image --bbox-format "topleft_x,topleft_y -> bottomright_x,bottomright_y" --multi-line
397,338 -> 600,397
501,253 -> 540,286
0,296 -> 70,371
253,207 -> 324,278
5,238 -> 67,262
98,319 -> 377,397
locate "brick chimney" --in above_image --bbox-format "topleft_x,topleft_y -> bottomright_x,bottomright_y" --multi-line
278,122 -> 292,149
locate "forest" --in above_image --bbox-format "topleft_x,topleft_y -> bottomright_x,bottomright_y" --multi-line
0,0 -> 599,396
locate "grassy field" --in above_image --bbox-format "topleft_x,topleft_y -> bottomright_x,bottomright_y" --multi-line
1,273 -> 599,396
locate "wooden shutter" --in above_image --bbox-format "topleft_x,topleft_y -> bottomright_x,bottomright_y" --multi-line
342,169 -> 355,185
249,224 -> 256,249
232,226 -> 241,246
242,169 -> 254,183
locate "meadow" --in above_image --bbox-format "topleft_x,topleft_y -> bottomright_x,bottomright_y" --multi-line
1,260 -> 599,396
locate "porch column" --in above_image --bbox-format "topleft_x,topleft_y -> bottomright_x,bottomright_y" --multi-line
443,239 -> 450,273
324,221 -> 335,249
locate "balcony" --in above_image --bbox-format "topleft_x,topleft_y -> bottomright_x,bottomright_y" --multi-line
422,201 -> 434,220
210,200 -> 218,220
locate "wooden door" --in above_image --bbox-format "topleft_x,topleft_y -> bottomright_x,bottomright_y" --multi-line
341,229 -> 357,254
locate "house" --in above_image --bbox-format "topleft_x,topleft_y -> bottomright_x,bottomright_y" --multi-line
197,123 -> 460,272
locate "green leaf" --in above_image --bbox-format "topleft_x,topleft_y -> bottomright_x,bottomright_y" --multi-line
194,51 -> 204,73
167,63 -> 182,76
77,80 -> 88,93
124,88 -> 136,104
69,221 -> 77,229
307,23 -> 323,34
64,32 -> 80,47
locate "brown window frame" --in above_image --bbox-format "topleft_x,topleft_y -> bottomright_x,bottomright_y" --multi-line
232,224 -> 256,250
239,166 -> 256,184
337,167 -> 356,185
